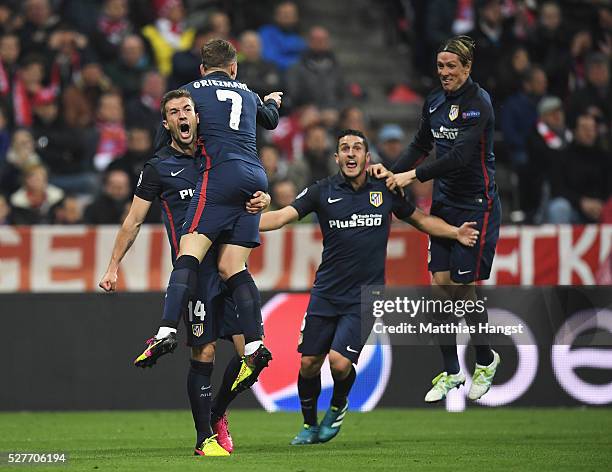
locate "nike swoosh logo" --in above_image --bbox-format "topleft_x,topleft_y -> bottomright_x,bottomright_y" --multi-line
429,105 -> 438,114
328,197 -> 343,204
200,385 -> 211,390
346,345 -> 358,353
457,269 -> 471,275
171,168 -> 185,177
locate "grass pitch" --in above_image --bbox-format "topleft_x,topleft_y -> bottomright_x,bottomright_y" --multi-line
0,409 -> 610,471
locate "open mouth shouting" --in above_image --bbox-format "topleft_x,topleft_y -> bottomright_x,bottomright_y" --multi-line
345,158 -> 358,171
179,122 -> 192,141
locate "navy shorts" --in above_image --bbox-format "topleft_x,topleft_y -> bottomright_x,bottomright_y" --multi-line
428,196 -> 501,284
183,266 -> 241,347
298,295 -> 373,364
183,159 -> 267,248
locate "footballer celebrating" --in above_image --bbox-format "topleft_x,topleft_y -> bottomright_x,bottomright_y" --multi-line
371,36 -> 502,402
141,39 -> 282,390
99,89 -> 270,456
260,129 -> 479,444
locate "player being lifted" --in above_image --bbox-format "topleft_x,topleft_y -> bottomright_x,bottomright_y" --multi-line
259,129 -> 480,444
370,36 -> 502,403
134,39 -> 282,392
99,90 -> 270,456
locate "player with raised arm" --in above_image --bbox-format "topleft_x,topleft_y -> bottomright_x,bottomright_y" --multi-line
259,129 -> 479,445
134,39 -> 282,394
370,36 -> 502,403
99,89 -> 270,456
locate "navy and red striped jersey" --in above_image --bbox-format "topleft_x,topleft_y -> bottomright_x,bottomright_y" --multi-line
394,77 -> 497,210
134,145 -> 200,261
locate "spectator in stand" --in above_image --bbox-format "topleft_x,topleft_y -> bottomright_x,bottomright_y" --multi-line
89,91 -> 127,171
525,96 -> 572,223
260,143 -> 286,182
31,89 -> 94,194
269,178 -> 297,210
568,30 -> 594,94
90,0 -> 133,62
286,26 -> 346,115
10,163 -> 64,224
12,55 -> 47,128
0,34 -> 21,125
169,26 -> 213,89
337,105 -> 370,136
547,114 -> 611,223
47,24 -> 90,90
105,35 -> 151,102
271,104 -> 321,161
566,53 -> 611,128
84,168 -> 131,224
501,65 -> 547,171
62,58 -> 114,129
125,70 -> 166,139
19,0 -> 61,57
258,1 -> 306,72
0,194 -> 12,224
594,5 -> 612,55
107,126 -> 152,186
287,124 -> 335,190
142,0 -> 194,77
0,3 -> 21,36
236,30 -> 282,99
51,194 -> 83,224
208,11 -> 238,49
496,45 -> 531,103
0,128 -> 41,197
376,124 -> 405,169
527,1 -> 571,98
468,0 -> 516,98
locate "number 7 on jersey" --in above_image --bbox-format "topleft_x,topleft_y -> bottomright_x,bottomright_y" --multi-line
216,89 -> 243,130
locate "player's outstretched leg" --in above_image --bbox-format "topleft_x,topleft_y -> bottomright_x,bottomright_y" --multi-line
468,349 -> 501,400
134,254 -> 200,367
318,353 -> 355,443
291,356 -> 323,445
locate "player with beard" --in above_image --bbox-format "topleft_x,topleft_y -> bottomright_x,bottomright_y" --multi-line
100,89 -> 270,456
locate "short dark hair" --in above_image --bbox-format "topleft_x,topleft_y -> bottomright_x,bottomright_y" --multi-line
438,35 -> 476,67
337,129 -> 369,152
160,89 -> 194,119
201,38 -> 237,69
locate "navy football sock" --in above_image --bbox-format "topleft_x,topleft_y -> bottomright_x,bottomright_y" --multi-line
331,366 -> 355,409
161,255 -> 199,329
187,359 -> 214,447
225,270 -> 262,341
466,306 -> 494,366
211,355 -> 242,423
298,373 -> 321,426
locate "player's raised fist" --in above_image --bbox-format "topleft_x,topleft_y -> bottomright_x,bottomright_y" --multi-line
99,271 -> 118,292
264,91 -> 283,108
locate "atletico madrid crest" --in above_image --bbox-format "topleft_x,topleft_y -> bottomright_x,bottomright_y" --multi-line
369,191 -> 383,207
449,104 -> 459,121
192,323 -> 204,337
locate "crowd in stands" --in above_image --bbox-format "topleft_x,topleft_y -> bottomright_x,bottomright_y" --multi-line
0,0 -> 610,226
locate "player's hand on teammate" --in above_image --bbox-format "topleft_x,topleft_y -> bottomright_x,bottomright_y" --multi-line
386,170 -> 417,191
368,163 -> 391,179
456,222 -> 479,247
264,91 -> 283,108
246,191 -> 271,214
99,270 -> 118,292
